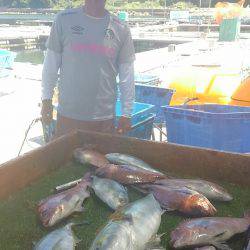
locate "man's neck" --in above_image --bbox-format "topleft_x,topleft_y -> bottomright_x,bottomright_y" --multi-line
84,1 -> 106,18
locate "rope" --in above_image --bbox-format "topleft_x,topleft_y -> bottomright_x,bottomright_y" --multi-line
17,117 -> 41,157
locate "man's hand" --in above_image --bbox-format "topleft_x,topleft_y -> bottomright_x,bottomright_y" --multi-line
116,116 -> 131,135
41,99 -> 53,125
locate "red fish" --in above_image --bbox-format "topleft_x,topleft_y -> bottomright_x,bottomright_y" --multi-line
137,184 -> 216,217
73,148 -> 109,168
95,164 -> 166,184
37,174 -> 90,227
171,212 -> 250,249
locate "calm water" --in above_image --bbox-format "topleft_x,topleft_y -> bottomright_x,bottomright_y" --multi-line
0,13 -> 55,21
15,38 -> 175,64
15,50 -> 45,64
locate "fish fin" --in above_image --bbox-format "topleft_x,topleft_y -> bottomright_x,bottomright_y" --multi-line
74,199 -> 85,212
75,205 -> 84,213
110,211 -> 133,224
73,235 -> 82,245
161,210 -> 167,215
144,233 -> 165,249
161,205 -> 175,212
212,242 -> 232,250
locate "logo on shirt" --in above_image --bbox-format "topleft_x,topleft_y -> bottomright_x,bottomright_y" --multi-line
71,25 -> 84,35
105,29 -> 115,40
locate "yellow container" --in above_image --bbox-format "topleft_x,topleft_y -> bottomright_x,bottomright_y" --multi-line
230,76 -> 250,106
168,66 -> 242,105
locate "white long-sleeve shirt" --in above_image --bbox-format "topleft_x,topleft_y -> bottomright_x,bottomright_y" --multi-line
42,49 -> 135,117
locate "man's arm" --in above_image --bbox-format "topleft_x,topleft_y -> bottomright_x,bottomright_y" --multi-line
119,62 -> 135,117
117,62 -> 135,134
116,24 -> 135,134
41,49 -> 62,124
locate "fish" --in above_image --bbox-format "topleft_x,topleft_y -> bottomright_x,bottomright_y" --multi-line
34,223 -> 80,250
37,174 -> 90,227
73,148 -> 109,168
91,176 -> 129,210
90,194 -> 163,250
138,184 -> 216,217
95,164 -> 166,185
194,247 -> 216,250
105,153 -> 164,174
170,211 -> 250,249
154,179 -> 233,202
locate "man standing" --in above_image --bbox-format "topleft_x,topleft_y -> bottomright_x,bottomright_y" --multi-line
41,0 -> 135,137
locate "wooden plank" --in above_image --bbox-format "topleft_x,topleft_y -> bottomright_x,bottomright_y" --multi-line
0,131 -> 80,200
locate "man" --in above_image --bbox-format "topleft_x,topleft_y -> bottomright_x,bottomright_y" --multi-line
41,0 -> 135,137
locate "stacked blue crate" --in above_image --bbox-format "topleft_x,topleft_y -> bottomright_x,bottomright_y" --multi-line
135,84 -> 174,123
116,100 -> 155,140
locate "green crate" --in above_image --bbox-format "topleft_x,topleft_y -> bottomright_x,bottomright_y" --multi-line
219,18 -> 241,41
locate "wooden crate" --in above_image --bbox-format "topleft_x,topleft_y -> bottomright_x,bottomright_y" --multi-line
0,130 -> 250,200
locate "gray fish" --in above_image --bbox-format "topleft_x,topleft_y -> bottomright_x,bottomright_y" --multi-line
37,174 -> 90,227
91,176 -> 129,210
170,212 -> 250,249
73,148 -> 109,168
155,179 -> 233,202
90,194 -> 163,250
34,223 -> 79,250
105,153 -> 164,174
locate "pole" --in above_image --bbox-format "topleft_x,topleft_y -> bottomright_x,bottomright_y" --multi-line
151,0 -> 154,17
164,0 -> 166,19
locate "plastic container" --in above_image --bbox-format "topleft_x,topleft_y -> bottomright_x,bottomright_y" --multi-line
163,104 -> 250,153
47,101 -> 155,142
135,84 -> 174,123
219,18 -> 241,42
0,49 -> 15,69
127,114 -> 155,140
116,100 -> 155,125
118,11 -> 128,21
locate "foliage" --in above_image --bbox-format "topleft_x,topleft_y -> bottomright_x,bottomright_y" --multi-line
0,0 -> 197,9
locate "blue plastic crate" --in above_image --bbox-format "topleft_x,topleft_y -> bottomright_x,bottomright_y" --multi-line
116,100 -> 155,126
44,113 -> 155,142
0,49 -> 15,69
47,101 -> 155,142
127,114 -> 155,140
135,84 -> 174,124
163,104 -> 250,153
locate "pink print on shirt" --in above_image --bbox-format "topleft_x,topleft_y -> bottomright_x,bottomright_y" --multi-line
71,43 -> 115,57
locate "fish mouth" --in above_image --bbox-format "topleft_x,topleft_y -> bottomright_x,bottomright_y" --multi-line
222,193 -> 233,202
170,238 -> 186,249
